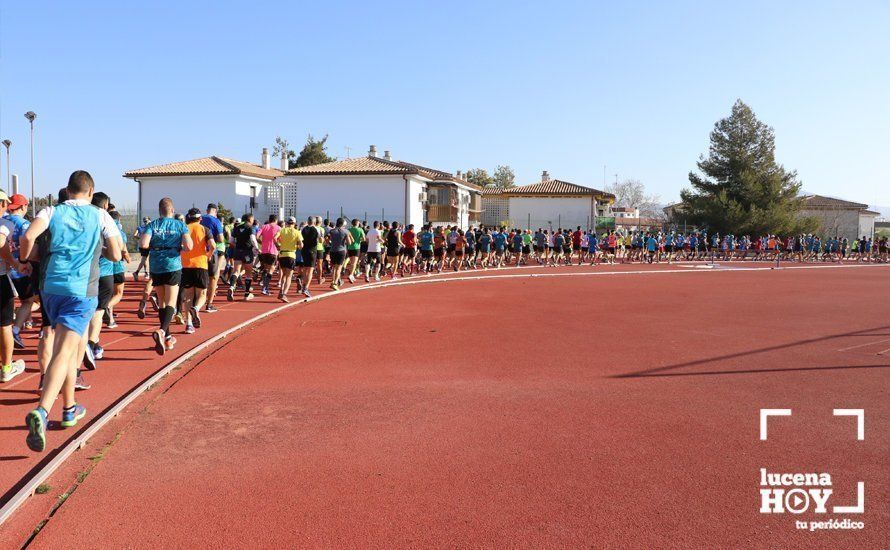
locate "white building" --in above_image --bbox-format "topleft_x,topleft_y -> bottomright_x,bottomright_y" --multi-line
125,149 -> 285,221
270,146 -> 482,228
800,195 -> 878,240
481,171 -> 615,230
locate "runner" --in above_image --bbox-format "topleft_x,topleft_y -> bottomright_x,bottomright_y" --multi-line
257,214 -> 281,296
0,192 -> 29,383
385,222 -> 402,278
345,219 -> 364,283
274,217 -> 302,302
364,221 -> 383,282
107,210 -> 129,328
141,197 -> 192,355
400,224 -> 416,276
132,216 -> 151,280
227,213 -> 259,302
21,171 -> 121,451
180,208 -> 211,334
85,192 -> 123,365
200,203 -> 226,313
300,216 -> 320,296
327,218 -> 353,290
5,194 -> 35,350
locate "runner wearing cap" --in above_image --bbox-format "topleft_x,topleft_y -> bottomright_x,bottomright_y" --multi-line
21,171 -> 121,451
274,217 -> 302,302
141,197 -> 192,355
227,213 -> 258,302
0,191 -> 30,383
180,208 -> 211,334
200,203 -> 225,313
5,194 -> 36,350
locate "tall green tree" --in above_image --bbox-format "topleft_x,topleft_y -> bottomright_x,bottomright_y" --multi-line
465,168 -> 493,187
680,100 -> 817,235
492,165 -> 515,188
292,134 -> 336,168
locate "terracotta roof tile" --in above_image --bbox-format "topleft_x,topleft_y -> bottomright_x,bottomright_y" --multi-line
506,179 -> 614,199
288,156 -> 482,190
481,186 -> 505,195
802,195 -> 868,209
124,156 -> 283,180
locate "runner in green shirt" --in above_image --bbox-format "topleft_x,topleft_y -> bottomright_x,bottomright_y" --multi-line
346,219 -> 365,283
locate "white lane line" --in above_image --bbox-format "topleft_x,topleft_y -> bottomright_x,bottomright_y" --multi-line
2,260 -> 888,525
837,338 -> 890,352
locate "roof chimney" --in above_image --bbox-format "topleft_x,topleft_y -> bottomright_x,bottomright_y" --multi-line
541,170 -> 550,182
369,145 -> 378,158
384,150 -> 392,161
280,154 -> 288,172
262,148 -> 271,170
456,170 -> 463,179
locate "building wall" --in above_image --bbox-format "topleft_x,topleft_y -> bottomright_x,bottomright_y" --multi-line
800,208 -> 865,240
482,196 -> 509,226
858,213 -> 876,239
136,175 -> 265,221
508,196 -> 595,230
284,174 -> 423,226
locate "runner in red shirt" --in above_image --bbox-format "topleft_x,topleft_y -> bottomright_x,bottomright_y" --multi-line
572,227 -> 583,265
400,224 -> 416,275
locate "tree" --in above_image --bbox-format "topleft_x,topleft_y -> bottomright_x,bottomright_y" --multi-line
292,134 -> 336,168
215,202 -> 234,222
272,136 -> 295,167
465,168 -> 493,187
492,165 -> 515,188
606,178 -> 662,219
680,100 -> 817,235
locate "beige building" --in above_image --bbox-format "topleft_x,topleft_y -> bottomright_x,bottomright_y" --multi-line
800,195 -> 878,240
481,171 -> 614,229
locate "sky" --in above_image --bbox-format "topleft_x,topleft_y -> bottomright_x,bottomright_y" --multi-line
0,0 -> 888,211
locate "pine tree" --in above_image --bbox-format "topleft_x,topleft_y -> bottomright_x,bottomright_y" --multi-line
680,100 -> 817,235
292,134 -> 336,168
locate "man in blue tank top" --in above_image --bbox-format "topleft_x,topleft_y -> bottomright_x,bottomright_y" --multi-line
20,171 -> 122,452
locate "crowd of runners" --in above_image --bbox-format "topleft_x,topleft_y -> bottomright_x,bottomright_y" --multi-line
1,171 -> 888,452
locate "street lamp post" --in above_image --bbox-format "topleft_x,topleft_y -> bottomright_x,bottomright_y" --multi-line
0,140 -> 9,195
24,111 -> 37,215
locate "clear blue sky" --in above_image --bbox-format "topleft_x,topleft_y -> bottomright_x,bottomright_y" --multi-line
1,1 -> 888,210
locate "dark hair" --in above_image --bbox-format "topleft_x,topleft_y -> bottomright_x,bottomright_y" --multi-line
159,197 -> 174,216
242,213 -> 253,223
58,187 -> 69,202
109,210 -> 122,221
67,170 -> 94,195
268,214 -> 278,223
207,203 -> 217,211
336,217 -> 345,227
91,192 -> 110,209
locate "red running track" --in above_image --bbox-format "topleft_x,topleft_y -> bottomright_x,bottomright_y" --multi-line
5,264 -> 890,547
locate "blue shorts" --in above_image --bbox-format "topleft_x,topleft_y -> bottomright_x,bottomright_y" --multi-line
42,293 -> 98,336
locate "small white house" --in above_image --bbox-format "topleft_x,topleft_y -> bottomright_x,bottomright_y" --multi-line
800,195 -> 878,240
482,171 -> 614,230
124,149 -> 285,221
270,146 -> 482,228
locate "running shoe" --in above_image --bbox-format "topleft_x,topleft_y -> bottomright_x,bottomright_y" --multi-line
190,307 -> 201,328
60,403 -> 87,428
74,372 -> 91,391
278,294 -> 289,303
227,287 -> 235,302
302,289 -> 311,298
173,313 -> 184,325
204,304 -> 219,313
152,329 -> 166,356
91,341 -> 104,361
149,295 -> 160,312
25,407 -> 48,452
261,287 -> 271,296
12,328 -> 25,349
106,316 -> 118,329
1,360 -> 26,383
375,275 -> 381,282
83,342 -> 97,371
330,283 -> 339,291
137,299 -> 147,319
24,320 -> 33,329
348,274 -> 355,284
165,335 -> 177,350
184,324 -> 195,335
244,293 -> 254,301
